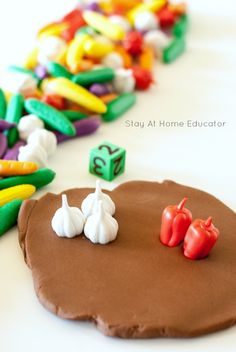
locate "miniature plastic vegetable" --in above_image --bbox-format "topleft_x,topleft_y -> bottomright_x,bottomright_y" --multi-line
24,99 -> 76,136
0,168 -> 56,190
183,217 -> 220,260
160,197 -> 192,247
0,199 -> 23,237
0,184 -> 36,207
0,160 -> 38,177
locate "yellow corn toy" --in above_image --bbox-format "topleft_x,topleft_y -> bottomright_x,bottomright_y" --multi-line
127,0 -> 167,23
45,77 -> 107,114
37,22 -> 69,39
66,34 -> 89,72
84,38 -> 114,58
0,185 -> 36,207
83,11 -> 125,41
23,47 -> 39,70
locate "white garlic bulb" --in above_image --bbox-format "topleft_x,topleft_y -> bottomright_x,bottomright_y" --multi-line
18,144 -> 48,168
81,180 -> 115,218
113,68 -> 135,94
134,11 -> 159,32
18,114 -> 44,141
38,36 -> 67,65
84,200 -> 118,244
102,52 -> 124,70
144,29 -> 170,54
51,194 -> 85,238
0,71 -> 38,96
27,129 -> 57,157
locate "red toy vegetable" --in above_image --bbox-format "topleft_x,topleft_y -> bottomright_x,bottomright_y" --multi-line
160,197 -> 192,247
42,95 -> 66,110
183,217 -> 219,260
157,7 -> 176,28
61,9 -> 83,23
131,66 -> 153,90
60,9 -> 86,42
124,31 -> 143,56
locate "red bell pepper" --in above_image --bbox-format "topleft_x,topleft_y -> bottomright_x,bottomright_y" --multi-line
124,31 -> 143,56
183,217 -> 219,260
157,7 -> 176,28
160,197 -> 192,247
61,9 -> 84,24
131,67 -> 153,90
59,9 -> 86,42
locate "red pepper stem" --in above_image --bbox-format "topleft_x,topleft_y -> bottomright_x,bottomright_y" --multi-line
177,197 -> 188,211
205,217 -> 212,227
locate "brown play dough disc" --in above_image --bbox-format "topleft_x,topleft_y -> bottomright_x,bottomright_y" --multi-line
18,180 -> 236,338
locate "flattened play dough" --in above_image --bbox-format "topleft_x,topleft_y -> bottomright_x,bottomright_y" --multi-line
18,181 -> 236,338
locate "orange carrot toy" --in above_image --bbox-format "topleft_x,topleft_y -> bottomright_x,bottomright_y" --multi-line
0,160 -> 39,177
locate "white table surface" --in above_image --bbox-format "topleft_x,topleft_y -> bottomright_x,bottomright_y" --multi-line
0,0 -> 236,351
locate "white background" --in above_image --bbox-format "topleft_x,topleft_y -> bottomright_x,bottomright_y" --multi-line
0,0 -> 236,351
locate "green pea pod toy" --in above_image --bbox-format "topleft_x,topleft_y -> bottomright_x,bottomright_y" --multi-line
102,93 -> 136,122
0,199 -> 22,237
62,110 -> 88,122
0,88 -> 7,119
25,99 -> 76,136
73,67 -> 115,86
5,94 -> 24,147
163,37 -> 186,64
0,168 -> 56,190
46,62 -> 73,80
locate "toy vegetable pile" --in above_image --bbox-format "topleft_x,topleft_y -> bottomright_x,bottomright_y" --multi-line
0,0 -> 189,158
0,0 -> 189,236
0,0 -> 189,149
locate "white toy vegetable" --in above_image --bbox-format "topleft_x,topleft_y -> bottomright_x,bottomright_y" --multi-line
81,180 -> 115,218
18,114 -> 44,141
38,36 -> 67,65
113,68 -> 135,94
51,194 -> 85,238
18,144 -> 48,168
144,29 -> 170,54
0,71 -> 38,96
134,11 -> 159,32
84,200 -> 118,244
102,52 -> 124,69
27,129 -> 57,157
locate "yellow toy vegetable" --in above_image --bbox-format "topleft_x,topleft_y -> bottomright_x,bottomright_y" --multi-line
84,38 -> 114,58
45,77 -> 107,114
66,34 -> 89,72
23,47 -> 39,70
37,22 -> 68,39
0,184 -> 36,207
83,11 -> 124,41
